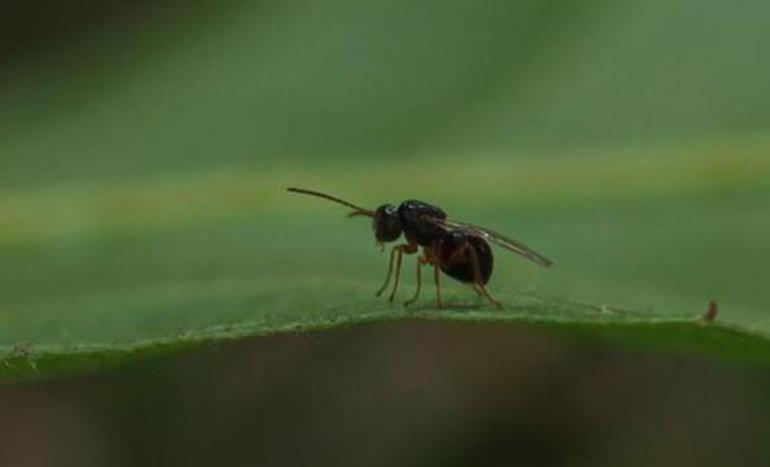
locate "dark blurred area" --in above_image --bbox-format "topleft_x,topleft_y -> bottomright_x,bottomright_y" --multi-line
1,322 -> 768,467
0,0 -> 225,64
0,1 -> 147,62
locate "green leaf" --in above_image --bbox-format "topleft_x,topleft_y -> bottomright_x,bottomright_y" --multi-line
2,0 -> 770,379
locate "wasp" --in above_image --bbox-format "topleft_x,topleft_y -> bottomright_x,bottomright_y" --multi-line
287,187 -> 553,309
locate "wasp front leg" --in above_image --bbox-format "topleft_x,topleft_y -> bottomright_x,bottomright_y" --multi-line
383,243 -> 417,302
376,246 -> 399,297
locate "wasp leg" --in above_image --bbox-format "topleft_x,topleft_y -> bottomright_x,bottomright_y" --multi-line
433,261 -> 444,309
478,284 -> 502,310
404,256 -> 427,307
471,284 -> 484,297
467,244 -> 503,310
376,245 -> 399,297
388,243 -> 417,302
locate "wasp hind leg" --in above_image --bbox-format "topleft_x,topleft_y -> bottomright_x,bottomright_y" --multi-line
476,284 -> 502,310
467,245 -> 503,310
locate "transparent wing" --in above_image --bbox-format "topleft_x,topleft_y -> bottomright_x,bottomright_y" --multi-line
426,217 -> 554,268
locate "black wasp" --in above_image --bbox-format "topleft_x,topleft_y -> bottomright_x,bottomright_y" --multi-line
287,187 -> 553,309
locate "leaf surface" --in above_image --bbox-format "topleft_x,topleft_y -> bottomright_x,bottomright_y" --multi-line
2,0 -> 770,378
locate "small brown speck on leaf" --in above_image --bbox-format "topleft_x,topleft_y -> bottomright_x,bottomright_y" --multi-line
702,300 -> 718,324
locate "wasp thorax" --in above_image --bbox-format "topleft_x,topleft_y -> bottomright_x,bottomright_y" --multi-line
373,204 -> 402,242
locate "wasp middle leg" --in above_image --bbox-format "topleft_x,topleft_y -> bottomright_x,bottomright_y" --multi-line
404,255 -> 430,307
420,246 -> 444,309
433,261 -> 444,308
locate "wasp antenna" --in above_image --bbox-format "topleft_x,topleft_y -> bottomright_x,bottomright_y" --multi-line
287,187 -> 374,217
348,210 -> 374,218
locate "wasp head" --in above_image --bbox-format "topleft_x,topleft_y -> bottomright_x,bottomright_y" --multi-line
373,204 -> 402,243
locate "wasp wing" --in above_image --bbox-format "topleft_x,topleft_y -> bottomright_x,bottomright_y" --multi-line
425,217 -> 553,268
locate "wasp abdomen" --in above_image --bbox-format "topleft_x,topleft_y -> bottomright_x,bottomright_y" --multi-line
437,231 -> 493,284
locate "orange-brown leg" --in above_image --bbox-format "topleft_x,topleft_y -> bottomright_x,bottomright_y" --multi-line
376,245 -> 399,297
388,243 -> 417,302
433,262 -> 444,308
468,245 -> 502,310
405,256 -> 427,307
478,285 -> 502,309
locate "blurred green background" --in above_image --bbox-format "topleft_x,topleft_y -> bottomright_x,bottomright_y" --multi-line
1,0 -> 770,465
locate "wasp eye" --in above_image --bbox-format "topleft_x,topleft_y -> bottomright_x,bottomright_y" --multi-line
374,204 -> 402,242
